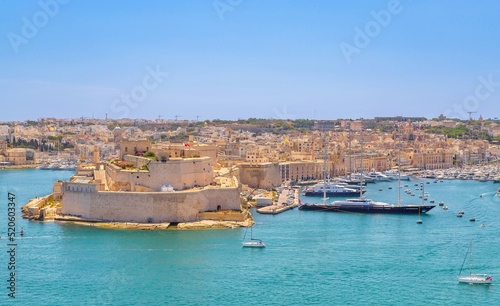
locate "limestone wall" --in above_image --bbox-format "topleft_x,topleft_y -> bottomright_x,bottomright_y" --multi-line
104,157 -> 213,191
239,163 -> 281,189
124,155 -> 151,168
61,187 -> 240,223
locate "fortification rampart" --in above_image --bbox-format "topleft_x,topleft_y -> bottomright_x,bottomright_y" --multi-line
61,187 -> 240,223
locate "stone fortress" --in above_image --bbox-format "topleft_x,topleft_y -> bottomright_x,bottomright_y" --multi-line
28,140 -> 245,226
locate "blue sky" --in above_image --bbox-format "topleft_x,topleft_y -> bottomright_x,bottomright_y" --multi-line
1,0 -> 500,121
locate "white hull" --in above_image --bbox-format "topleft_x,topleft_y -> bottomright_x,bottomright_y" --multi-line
242,240 -> 266,248
384,172 -> 412,181
458,274 -> 492,284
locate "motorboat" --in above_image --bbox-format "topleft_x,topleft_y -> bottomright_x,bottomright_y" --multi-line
304,180 -> 363,197
383,170 -> 412,181
367,171 -> 391,181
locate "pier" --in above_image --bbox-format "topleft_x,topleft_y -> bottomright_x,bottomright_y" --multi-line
257,188 -> 298,215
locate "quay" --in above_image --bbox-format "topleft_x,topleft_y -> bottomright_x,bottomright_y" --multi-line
257,188 -> 299,215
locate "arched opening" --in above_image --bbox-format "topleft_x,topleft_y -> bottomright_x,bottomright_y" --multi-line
216,205 -> 222,211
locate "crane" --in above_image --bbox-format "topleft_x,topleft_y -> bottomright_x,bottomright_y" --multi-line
467,111 -> 477,120
174,115 -> 182,121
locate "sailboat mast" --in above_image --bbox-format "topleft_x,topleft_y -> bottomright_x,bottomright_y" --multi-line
469,240 -> 473,276
323,130 -> 327,204
360,136 -> 364,199
349,125 -> 352,181
398,140 -> 402,206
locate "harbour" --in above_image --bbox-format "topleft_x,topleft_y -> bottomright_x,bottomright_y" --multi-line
1,169 -> 499,304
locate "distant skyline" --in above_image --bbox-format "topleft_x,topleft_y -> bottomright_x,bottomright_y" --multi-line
1,1 -> 500,122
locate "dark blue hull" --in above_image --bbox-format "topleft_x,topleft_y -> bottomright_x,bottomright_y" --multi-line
298,204 -> 435,214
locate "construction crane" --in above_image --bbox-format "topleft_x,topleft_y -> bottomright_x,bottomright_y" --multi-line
467,111 -> 477,120
174,115 -> 182,121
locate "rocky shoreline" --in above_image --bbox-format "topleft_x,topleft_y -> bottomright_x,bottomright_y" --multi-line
53,216 -> 253,230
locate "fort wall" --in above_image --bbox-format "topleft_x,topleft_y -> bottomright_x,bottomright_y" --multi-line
61,187 -> 240,223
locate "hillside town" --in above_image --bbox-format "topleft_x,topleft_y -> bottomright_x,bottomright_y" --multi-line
2,116 -> 499,180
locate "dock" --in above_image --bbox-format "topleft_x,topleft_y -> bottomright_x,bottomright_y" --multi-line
256,188 -> 299,215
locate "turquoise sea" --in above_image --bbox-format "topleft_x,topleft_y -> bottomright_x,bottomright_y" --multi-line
1,169 -> 500,305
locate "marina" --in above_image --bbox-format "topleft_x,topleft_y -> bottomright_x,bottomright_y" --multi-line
418,164 -> 500,182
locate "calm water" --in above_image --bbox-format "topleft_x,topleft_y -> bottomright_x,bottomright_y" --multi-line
1,169 -> 499,305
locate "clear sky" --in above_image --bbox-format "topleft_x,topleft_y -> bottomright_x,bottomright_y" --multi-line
1,0 -> 500,121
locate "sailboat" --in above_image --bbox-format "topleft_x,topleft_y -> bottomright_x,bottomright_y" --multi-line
458,240 -> 492,284
242,226 -> 265,248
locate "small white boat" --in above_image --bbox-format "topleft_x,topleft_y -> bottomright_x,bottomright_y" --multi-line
458,240 -> 492,285
438,201 -> 444,206
458,274 -> 493,284
242,227 -> 265,248
242,240 -> 266,248
443,206 -> 448,210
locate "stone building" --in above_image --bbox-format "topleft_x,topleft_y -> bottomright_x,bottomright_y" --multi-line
238,162 -> 281,189
5,148 -> 35,165
404,148 -> 454,170
119,140 -> 151,159
0,139 -> 7,153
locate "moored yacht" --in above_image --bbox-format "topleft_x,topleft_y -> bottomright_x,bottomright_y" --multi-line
304,180 -> 364,197
367,171 -> 391,181
299,197 -> 435,214
383,170 -> 411,181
